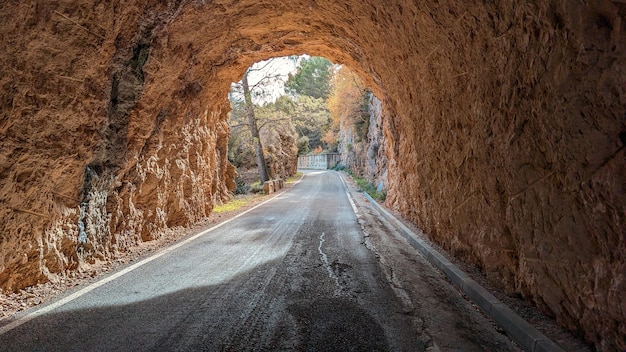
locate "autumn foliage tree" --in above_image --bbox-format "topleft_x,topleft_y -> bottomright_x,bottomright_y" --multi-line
325,66 -> 369,151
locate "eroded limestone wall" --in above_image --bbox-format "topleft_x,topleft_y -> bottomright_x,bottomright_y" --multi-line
0,1 -> 236,291
339,94 -> 388,189
0,0 -> 624,349
381,3 -> 625,350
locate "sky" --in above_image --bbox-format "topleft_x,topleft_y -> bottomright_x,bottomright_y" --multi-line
230,55 -> 307,105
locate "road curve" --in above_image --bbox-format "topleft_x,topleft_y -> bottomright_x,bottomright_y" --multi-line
0,171 -> 516,351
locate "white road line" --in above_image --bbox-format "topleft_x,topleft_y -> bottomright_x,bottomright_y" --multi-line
339,173 -> 358,215
0,189 -> 287,336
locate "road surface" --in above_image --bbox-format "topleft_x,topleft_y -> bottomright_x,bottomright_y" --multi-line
0,171 -> 517,351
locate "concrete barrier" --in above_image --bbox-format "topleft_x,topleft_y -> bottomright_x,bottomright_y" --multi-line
264,179 -> 284,195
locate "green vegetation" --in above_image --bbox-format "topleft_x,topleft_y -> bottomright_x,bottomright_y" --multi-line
353,91 -> 371,143
347,171 -> 387,201
286,57 -> 332,99
249,181 -> 264,194
332,163 -> 345,171
291,95 -> 332,152
233,175 -> 250,195
286,172 -> 303,183
228,55 -> 335,193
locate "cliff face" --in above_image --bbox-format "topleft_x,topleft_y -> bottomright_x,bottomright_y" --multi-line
263,122 -> 299,180
381,3 -> 626,350
365,95 -> 387,189
339,93 -> 388,189
0,1 -> 235,290
0,0 -> 624,350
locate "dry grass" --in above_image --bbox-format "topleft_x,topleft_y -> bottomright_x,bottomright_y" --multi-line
213,199 -> 247,213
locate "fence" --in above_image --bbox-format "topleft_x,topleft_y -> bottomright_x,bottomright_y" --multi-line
297,153 -> 341,170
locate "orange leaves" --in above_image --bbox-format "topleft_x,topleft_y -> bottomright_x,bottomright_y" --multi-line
327,66 -> 367,142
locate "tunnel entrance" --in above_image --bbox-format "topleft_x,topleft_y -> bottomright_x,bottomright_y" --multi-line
226,55 -> 386,197
0,1 -> 624,350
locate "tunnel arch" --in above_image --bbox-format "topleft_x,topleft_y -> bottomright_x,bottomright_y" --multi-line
0,1 -> 624,350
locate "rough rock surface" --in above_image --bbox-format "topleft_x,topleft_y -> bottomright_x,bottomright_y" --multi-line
381,3 -> 626,351
365,94 -> 388,188
262,122 -> 298,180
0,1 -> 624,350
0,1 -> 236,291
339,93 -> 388,189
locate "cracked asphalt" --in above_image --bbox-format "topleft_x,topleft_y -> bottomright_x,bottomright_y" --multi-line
0,170 -> 517,351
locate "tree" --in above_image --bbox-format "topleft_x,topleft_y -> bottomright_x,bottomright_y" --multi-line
229,58 -> 305,183
227,100 -> 254,168
327,65 -> 369,146
241,70 -> 271,183
228,55 -> 336,187
230,57 -> 301,183
291,95 -> 331,152
285,57 -> 332,99
297,136 -> 310,155
253,101 -> 299,179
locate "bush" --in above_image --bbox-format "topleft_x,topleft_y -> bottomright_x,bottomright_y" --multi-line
249,181 -> 264,194
234,175 -> 250,195
333,163 -> 345,171
353,175 -> 386,201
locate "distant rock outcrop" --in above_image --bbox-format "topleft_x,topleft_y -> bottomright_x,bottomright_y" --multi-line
339,93 -> 388,190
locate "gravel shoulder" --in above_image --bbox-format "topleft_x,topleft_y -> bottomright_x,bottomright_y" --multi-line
341,173 -> 519,351
340,173 -> 593,352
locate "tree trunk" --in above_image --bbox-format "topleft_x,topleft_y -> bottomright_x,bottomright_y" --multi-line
242,70 -> 270,183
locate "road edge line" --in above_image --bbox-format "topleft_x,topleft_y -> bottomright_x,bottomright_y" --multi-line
338,172 -> 358,215
361,191 -> 565,352
0,182 -> 295,336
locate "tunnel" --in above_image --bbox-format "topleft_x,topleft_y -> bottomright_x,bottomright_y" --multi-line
0,1 -> 624,350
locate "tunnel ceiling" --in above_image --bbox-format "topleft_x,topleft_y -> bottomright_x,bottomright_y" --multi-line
0,1 -> 624,350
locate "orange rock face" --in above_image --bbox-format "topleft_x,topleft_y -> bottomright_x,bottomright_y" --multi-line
0,1 -> 624,350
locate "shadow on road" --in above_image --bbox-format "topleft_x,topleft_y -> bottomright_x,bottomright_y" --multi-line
0,259 -> 393,352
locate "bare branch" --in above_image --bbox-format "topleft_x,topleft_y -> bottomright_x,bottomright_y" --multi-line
229,122 -> 250,129
249,73 -> 288,91
247,57 -> 291,74
258,117 -> 293,132
247,59 -> 277,73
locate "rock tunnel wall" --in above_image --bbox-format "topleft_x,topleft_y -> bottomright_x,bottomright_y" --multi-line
0,0 -> 624,350
0,1 -> 236,290
379,3 -> 626,351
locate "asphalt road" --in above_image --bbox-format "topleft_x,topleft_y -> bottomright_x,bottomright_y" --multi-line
0,171 -> 517,351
